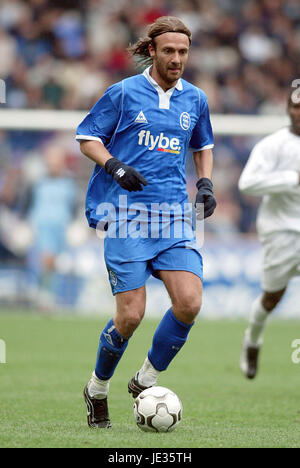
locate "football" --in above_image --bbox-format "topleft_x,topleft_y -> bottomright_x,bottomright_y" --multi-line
133,386 -> 182,432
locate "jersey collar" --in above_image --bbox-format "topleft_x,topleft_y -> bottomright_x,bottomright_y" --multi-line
143,66 -> 183,109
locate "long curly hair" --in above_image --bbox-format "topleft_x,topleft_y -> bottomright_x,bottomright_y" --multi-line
128,16 -> 192,67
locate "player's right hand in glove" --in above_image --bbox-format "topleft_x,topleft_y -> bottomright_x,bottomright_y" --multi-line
105,157 -> 148,192
195,177 -> 217,219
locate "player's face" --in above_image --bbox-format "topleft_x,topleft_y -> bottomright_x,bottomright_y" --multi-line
149,33 -> 190,89
288,99 -> 300,136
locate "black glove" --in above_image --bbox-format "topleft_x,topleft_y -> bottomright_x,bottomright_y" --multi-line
105,158 -> 148,192
195,177 -> 217,219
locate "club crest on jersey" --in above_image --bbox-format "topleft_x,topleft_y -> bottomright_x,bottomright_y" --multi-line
180,112 -> 191,130
135,111 -> 148,124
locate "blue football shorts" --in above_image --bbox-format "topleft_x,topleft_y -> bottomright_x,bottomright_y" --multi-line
105,244 -> 203,295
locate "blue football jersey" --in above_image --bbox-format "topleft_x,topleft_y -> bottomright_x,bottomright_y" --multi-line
76,67 -> 214,230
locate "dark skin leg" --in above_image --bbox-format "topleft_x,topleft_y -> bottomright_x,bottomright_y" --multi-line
261,288 -> 286,312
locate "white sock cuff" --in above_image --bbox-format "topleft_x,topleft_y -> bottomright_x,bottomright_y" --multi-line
138,357 -> 160,387
88,371 -> 110,399
245,327 -> 263,348
92,371 -> 106,382
251,296 -> 268,323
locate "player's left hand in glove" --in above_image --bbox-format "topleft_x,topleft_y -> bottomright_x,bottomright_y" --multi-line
105,157 -> 148,192
195,177 -> 217,219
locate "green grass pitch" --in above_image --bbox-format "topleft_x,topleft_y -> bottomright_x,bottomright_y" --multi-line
0,312 -> 299,448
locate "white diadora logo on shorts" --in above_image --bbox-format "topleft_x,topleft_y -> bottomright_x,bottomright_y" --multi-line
135,111 -> 148,123
180,112 -> 191,130
138,130 -> 181,154
109,269 -> 118,287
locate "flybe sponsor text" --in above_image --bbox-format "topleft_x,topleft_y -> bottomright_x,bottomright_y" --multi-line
138,130 -> 181,154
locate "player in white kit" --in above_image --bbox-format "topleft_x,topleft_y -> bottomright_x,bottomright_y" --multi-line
238,89 -> 300,379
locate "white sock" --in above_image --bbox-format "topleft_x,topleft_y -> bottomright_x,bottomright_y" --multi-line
87,371 -> 110,399
246,296 -> 269,347
137,357 -> 161,387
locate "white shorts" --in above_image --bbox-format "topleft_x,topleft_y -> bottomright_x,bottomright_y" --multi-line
260,231 -> 300,292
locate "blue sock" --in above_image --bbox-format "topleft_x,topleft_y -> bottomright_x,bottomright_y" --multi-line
148,308 -> 194,371
95,319 -> 129,380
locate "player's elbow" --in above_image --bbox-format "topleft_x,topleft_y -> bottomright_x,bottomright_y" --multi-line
79,140 -> 91,155
238,173 -> 256,195
79,140 -> 98,159
238,174 -> 250,193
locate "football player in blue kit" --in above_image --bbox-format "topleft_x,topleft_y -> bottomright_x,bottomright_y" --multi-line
76,16 -> 216,428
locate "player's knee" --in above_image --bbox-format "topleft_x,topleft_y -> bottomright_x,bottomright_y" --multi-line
116,288 -> 146,335
262,297 -> 280,311
262,291 -> 284,311
116,306 -> 145,337
126,310 -> 144,331
173,293 -> 202,322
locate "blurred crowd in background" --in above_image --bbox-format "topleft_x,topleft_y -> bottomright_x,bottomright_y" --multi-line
1,0 -> 299,111
0,0 -> 299,308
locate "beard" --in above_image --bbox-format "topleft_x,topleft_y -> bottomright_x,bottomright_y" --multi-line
155,58 -> 183,85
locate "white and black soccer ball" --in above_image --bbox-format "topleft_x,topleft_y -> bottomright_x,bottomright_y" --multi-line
133,386 -> 182,432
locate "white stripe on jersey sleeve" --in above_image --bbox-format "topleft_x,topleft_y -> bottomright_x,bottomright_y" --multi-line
190,144 -> 214,151
76,135 -> 104,144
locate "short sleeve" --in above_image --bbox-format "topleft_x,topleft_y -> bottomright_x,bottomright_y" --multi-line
76,82 -> 123,146
189,90 -> 214,151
